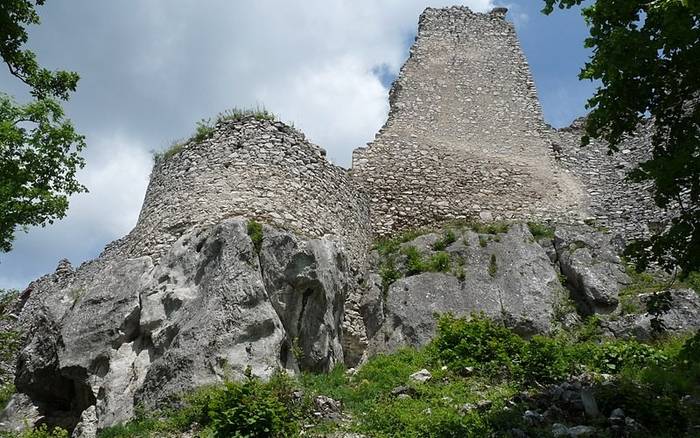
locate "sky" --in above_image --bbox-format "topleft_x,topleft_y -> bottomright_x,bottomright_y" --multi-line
0,0 -> 594,290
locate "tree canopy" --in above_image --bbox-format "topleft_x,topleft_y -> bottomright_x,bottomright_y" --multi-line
544,0 -> 699,275
0,0 -> 86,252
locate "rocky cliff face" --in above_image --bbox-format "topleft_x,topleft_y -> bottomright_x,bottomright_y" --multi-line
361,223 -> 700,357
1,219 -> 352,434
3,220 -> 698,437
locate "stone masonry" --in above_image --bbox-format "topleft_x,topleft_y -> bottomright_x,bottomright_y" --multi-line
551,118 -> 675,239
352,6 -> 587,236
112,118 -> 370,269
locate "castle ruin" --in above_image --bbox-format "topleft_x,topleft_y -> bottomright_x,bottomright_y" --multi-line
352,7 -> 586,235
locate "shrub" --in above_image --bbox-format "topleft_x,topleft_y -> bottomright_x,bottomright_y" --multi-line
589,341 -> 668,374
153,139 -> 185,162
380,257 -> 401,295
455,265 -> 466,282
621,264 -> 669,296
193,118 -> 215,142
373,229 -> 426,256
15,425 -> 69,438
427,252 -> 451,272
206,374 -> 299,438
471,221 -> 509,235
402,246 -> 426,275
595,378 -> 695,435
678,330 -> 700,365
432,313 -> 525,374
526,222 -> 554,240
488,254 -> 498,278
0,383 -> 14,411
247,220 -> 263,253
519,336 -> 568,383
432,229 -> 456,251
685,271 -> 700,293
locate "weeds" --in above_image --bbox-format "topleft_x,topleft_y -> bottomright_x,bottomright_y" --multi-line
488,254 -> 498,278
247,220 -> 264,254
527,222 -> 555,240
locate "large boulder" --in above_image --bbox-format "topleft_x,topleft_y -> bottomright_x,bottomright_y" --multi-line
368,224 -> 567,353
554,225 -> 630,314
2,218 -> 351,436
604,289 -> 700,340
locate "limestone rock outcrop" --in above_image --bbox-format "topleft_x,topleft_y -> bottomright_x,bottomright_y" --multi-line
366,224 -> 566,353
362,223 -> 700,354
3,219 -> 351,435
554,225 -> 630,314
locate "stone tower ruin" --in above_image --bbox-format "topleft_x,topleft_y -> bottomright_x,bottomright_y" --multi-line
352,6 -> 586,235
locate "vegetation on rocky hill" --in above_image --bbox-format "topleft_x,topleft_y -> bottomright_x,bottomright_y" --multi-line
153,107 -> 277,162
25,314 -> 690,438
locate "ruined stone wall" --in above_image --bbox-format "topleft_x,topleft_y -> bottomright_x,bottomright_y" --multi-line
351,6 -> 587,236
553,119 -> 674,239
111,117 -> 370,267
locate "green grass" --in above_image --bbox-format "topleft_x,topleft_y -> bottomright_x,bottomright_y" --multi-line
401,246 -> 451,276
153,106 -> 278,162
684,271 -> 700,293
216,106 -> 276,123
92,314 -> 699,438
527,222 -> 555,240
373,228 -> 428,256
374,220 -> 510,257
621,264 -> 670,297
468,221 -> 510,235
380,256 -> 401,296
432,229 -> 456,251
247,220 -> 264,254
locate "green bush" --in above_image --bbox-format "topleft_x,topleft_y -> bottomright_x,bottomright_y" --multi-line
686,271 -> 700,293
14,425 -> 69,438
0,384 -> 15,411
207,376 -> 298,438
246,220 -> 263,253
519,336 -> 568,383
427,252 -> 451,273
401,247 -> 451,275
432,230 -> 456,251
402,246 -> 425,275
432,313 -> 524,374
470,222 -> 509,235
526,222 -> 554,240
359,401 -> 490,438
193,118 -> 215,142
380,257 -> 401,295
589,341 -> 668,374
154,139 -> 185,162
373,229 -> 426,256
595,378 -> 696,435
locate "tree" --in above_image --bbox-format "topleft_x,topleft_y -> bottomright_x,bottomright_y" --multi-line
543,0 -> 699,276
0,0 -> 86,252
